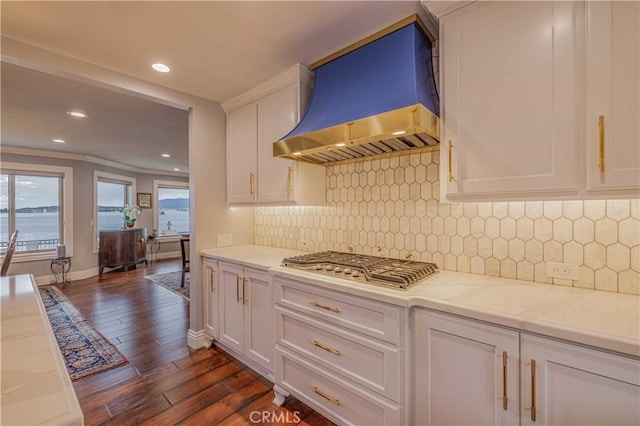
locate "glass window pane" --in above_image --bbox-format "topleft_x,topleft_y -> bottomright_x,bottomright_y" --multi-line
97,181 -> 127,231
14,175 -> 60,252
158,187 -> 189,235
0,174 -> 8,250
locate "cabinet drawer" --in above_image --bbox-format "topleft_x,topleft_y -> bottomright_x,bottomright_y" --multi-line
276,346 -> 401,426
276,306 -> 401,401
275,276 -> 402,345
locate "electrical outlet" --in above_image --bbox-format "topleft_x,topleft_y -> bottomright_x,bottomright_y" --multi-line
217,233 -> 232,247
546,262 -> 579,280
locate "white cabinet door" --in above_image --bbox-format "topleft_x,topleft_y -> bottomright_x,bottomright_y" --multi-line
521,334 -> 640,426
218,262 -> 245,352
586,1 -> 640,193
257,83 -> 299,204
440,1 -> 578,199
244,268 -> 274,371
227,102 -> 258,204
202,258 -> 218,339
414,310 -> 519,426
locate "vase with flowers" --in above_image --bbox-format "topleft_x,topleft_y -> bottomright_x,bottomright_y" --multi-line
122,205 -> 141,229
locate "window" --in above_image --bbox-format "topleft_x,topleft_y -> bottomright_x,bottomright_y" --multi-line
94,171 -> 135,251
0,163 -> 73,260
153,180 -> 189,237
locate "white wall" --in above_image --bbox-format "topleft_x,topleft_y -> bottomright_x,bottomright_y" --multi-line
1,36 -> 255,344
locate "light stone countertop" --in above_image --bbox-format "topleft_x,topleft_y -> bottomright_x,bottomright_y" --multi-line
201,245 -> 640,358
1,274 -> 84,426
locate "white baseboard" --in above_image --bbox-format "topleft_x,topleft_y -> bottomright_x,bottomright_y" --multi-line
156,251 -> 181,260
187,329 -> 206,349
34,267 -> 100,286
34,253 -> 181,285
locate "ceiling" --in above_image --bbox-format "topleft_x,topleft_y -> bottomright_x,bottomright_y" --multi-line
0,1 -> 429,173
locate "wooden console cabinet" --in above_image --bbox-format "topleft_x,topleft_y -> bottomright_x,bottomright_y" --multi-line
99,229 -> 148,275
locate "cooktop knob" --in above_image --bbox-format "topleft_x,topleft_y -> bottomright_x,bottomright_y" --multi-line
325,265 -> 334,271
351,271 -> 360,278
314,265 -> 323,270
343,268 -> 352,275
334,267 -> 342,273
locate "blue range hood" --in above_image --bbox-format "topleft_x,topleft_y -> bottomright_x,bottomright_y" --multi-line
273,15 -> 440,163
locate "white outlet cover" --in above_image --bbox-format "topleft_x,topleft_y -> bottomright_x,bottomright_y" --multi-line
546,262 -> 579,280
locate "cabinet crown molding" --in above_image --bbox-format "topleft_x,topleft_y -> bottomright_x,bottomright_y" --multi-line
221,63 -> 313,113
421,1 -> 475,18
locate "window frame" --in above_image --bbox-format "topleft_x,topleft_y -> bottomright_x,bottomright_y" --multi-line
93,170 -> 136,253
153,179 -> 189,241
0,162 -> 74,262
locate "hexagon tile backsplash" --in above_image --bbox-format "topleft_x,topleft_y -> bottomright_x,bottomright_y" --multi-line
255,151 -> 640,295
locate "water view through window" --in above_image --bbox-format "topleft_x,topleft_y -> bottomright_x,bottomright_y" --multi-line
0,174 -> 62,251
157,187 -> 189,235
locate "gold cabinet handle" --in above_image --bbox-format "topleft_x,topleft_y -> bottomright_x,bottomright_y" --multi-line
531,359 -> 537,421
310,386 -> 340,406
249,172 -> 255,196
310,339 -> 340,355
210,268 -> 215,292
598,115 -> 605,172
309,300 -> 340,313
502,351 -> 508,410
448,140 -> 454,182
242,277 -> 247,304
236,275 -> 242,303
287,166 -> 293,194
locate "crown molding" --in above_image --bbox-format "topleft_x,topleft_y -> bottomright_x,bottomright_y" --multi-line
421,1 -> 475,19
221,63 -> 314,113
0,146 -> 189,177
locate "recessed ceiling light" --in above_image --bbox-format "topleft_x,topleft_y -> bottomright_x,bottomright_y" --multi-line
392,130 -> 406,136
67,111 -> 88,118
161,153 -> 171,158
52,139 -> 65,143
173,168 -> 180,171
335,143 -> 346,147
292,152 -> 302,156
152,63 -> 171,73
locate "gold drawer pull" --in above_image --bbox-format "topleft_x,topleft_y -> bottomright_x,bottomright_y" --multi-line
502,351 -> 508,410
448,140 -> 454,182
310,386 -> 340,406
531,359 -> 537,422
236,275 -> 242,303
598,115 -> 605,172
310,339 -> 340,355
287,166 -> 293,193
309,300 -> 340,313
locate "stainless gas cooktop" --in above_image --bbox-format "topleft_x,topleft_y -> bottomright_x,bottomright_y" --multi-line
281,251 -> 438,290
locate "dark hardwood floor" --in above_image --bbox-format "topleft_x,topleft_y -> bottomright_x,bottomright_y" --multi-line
60,259 -> 333,425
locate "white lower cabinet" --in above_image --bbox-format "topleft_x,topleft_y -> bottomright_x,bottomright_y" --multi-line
520,334 -> 640,426
273,276 -> 405,425
414,309 -> 640,425
413,310 -> 519,426
218,261 -> 274,374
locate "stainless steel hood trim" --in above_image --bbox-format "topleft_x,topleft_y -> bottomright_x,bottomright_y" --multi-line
273,103 -> 439,164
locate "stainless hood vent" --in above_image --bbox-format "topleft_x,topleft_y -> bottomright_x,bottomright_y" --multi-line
274,15 -> 439,164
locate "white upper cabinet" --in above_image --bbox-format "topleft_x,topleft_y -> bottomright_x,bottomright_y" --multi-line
586,1 -> 640,194
227,102 -> 258,205
440,1 -> 579,200
224,64 -> 326,206
437,1 -> 640,201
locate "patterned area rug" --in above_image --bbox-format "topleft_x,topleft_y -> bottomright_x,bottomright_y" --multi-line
38,286 -> 128,381
145,271 -> 190,300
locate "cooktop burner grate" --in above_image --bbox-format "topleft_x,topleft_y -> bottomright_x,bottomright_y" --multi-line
282,251 -> 438,289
